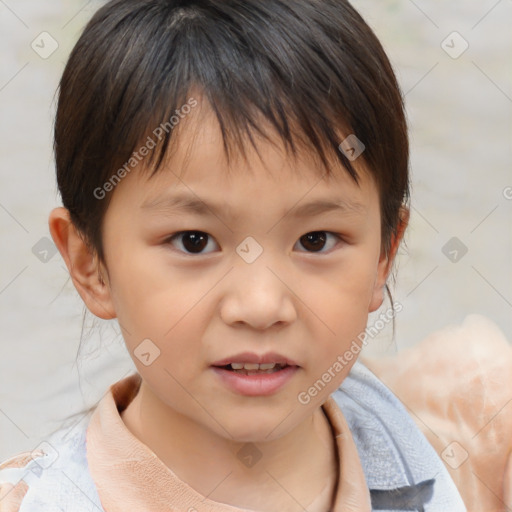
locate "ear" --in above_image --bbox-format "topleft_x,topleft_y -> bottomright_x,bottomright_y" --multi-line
48,207 -> 116,319
368,206 -> 409,313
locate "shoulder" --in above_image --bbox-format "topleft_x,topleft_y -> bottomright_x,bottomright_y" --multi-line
0,414 -> 104,512
362,314 -> 512,512
331,360 -> 467,511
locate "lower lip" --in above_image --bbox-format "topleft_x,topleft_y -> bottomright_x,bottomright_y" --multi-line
211,366 -> 299,396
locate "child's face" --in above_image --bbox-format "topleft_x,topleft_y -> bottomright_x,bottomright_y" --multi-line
98,105 -> 392,441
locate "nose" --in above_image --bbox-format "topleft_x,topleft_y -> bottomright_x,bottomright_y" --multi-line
219,258 -> 297,330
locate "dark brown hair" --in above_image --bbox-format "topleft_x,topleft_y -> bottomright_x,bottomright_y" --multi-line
54,0 -> 409,264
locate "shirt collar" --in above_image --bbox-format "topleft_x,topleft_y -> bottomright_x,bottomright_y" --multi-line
86,372 -> 372,512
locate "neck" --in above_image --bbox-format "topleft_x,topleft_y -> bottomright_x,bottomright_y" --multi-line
121,379 -> 338,512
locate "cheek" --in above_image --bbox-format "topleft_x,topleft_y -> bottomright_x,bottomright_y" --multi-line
306,252 -> 378,321
302,252 -> 379,368
113,283 -> 209,396
106,252 -> 208,351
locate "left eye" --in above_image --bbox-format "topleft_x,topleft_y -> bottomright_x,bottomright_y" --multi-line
294,231 -> 342,253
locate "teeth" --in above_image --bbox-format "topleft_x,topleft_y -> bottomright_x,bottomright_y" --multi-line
229,362 -> 279,370
243,363 -> 260,370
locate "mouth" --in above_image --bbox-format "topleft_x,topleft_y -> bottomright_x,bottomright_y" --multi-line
211,363 -> 300,396
214,362 -> 293,375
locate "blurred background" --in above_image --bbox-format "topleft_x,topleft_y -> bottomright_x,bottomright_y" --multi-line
0,0 -> 511,460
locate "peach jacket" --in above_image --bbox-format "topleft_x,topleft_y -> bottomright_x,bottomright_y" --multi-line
0,361 -> 465,511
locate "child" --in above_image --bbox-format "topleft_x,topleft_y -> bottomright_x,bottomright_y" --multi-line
0,0 -> 467,510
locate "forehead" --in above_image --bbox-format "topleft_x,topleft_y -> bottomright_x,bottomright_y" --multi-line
155,100 -> 368,180
113,98 -> 378,218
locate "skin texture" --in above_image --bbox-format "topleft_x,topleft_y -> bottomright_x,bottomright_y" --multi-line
49,99 -> 407,512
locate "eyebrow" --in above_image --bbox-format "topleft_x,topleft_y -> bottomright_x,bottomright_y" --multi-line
141,192 -> 366,218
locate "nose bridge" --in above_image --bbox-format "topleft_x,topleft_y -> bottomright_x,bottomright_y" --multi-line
220,242 -> 297,329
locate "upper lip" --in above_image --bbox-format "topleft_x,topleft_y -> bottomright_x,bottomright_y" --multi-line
211,352 -> 299,367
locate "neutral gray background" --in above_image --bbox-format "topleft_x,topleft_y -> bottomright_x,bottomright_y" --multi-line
1,0 -> 511,461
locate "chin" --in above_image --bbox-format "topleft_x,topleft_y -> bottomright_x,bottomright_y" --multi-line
215,413 -> 295,444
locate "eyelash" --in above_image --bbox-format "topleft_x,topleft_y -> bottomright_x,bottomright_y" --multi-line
164,230 -> 344,256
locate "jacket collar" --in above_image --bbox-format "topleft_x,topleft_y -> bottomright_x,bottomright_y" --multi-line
331,361 -> 438,508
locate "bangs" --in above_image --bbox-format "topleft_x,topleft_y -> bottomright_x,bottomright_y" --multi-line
55,0 -> 409,261
60,0 -> 386,186
133,1 -> 361,181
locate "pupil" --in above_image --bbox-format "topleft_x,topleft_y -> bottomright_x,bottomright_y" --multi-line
184,232 -> 207,253
301,232 -> 326,251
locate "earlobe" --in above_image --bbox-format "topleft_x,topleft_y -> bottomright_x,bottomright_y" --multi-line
48,207 -> 116,320
368,206 -> 410,313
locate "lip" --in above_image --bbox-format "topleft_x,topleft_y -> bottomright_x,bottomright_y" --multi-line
211,351 -> 300,367
211,365 -> 299,396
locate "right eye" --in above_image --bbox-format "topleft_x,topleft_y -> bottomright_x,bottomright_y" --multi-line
164,231 -> 220,255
